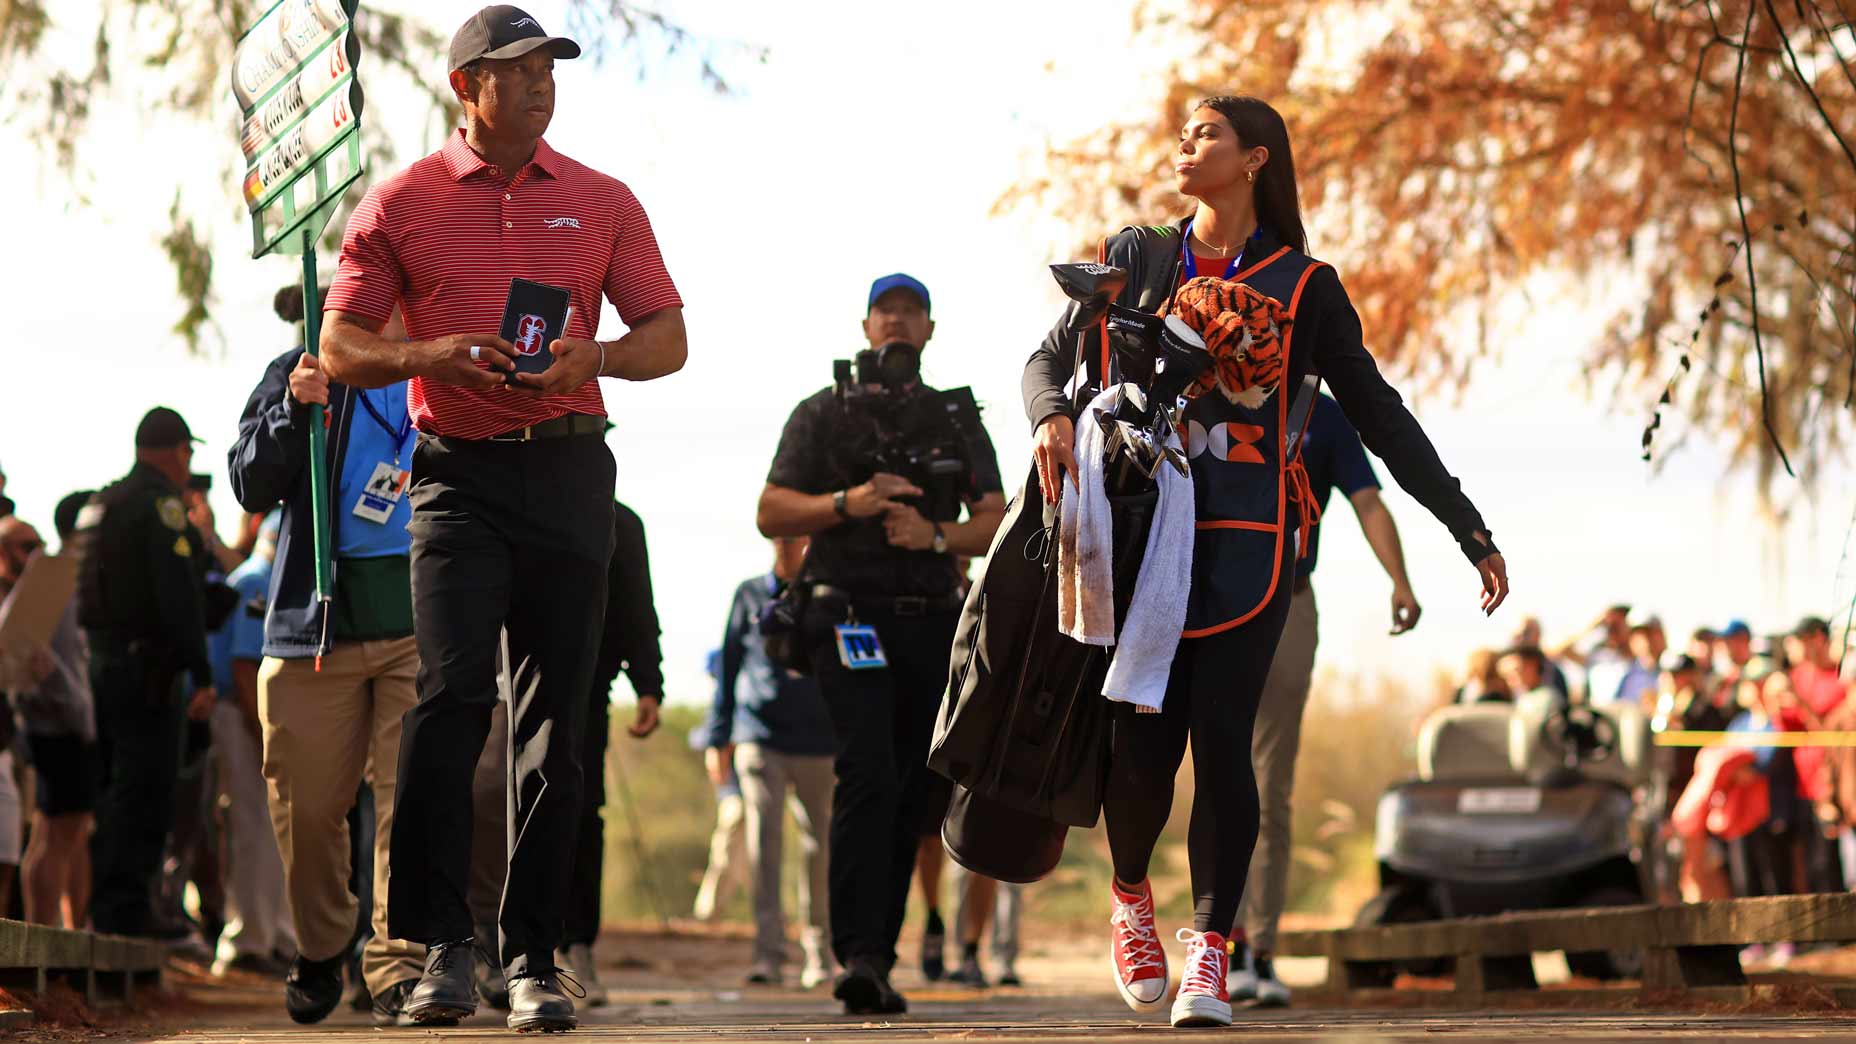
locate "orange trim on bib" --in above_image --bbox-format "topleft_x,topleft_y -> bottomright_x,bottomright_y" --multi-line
1179,259 -> 1330,640
1194,519 -> 1278,533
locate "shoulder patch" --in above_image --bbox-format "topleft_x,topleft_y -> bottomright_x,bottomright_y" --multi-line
173,535 -> 193,558
157,498 -> 187,532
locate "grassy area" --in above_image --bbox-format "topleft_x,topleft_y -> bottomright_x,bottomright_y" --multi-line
595,671 -> 1428,933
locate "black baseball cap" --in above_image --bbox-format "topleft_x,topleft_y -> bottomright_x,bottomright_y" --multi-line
449,6 -> 581,72
135,407 -> 201,449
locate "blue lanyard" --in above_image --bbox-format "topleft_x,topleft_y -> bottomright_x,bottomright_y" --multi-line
1181,218 -> 1258,282
356,387 -> 413,467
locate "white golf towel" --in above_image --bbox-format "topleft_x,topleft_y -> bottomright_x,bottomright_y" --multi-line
1057,385 -> 1195,712
1057,386 -> 1118,646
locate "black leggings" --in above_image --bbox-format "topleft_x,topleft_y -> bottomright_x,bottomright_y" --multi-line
1103,575 -> 1295,934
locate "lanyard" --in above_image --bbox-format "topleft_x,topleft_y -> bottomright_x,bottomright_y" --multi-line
1180,217 -> 1257,282
356,387 -> 413,468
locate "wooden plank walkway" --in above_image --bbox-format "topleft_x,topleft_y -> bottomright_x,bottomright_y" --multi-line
1277,893 -> 1856,999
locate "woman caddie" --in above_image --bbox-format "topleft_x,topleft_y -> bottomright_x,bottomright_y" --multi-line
1021,96 -> 1511,1028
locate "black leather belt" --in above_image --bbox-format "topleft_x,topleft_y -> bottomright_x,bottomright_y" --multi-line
810,584 -> 963,617
485,414 -> 606,443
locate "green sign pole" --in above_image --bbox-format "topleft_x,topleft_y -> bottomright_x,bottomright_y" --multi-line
299,230 -> 335,630
231,0 -> 368,666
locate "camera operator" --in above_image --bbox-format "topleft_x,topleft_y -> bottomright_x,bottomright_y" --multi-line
756,274 -> 1005,1015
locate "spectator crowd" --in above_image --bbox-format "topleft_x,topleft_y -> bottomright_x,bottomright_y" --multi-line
1447,605 -> 1856,965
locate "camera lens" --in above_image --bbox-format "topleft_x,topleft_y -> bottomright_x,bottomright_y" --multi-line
876,342 -> 920,388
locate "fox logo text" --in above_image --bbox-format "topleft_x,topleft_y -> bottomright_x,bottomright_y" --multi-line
515,314 -> 548,356
510,17 -> 541,29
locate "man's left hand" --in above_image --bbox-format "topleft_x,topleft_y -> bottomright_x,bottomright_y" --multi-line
882,504 -> 936,551
510,337 -> 603,397
628,694 -> 661,738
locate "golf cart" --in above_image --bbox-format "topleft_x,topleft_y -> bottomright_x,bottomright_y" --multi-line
1357,698 -> 1659,982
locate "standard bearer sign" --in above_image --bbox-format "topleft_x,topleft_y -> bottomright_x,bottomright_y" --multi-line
232,0 -> 366,259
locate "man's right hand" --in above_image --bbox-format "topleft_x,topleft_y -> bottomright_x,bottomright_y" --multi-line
186,686 -> 216,722
417,334 -> 518,389
289,353 -> 330,406
704,744 -> 735,787
1034,415 -> 1080,505
842,473 -> 923,519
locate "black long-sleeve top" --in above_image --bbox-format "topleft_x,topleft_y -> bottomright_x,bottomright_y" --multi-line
1022,226 -> 1496,565
596,501 -> 665,697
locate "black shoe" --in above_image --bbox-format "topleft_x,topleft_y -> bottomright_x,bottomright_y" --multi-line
507,969 -> 582,1032
371,978 -> 421,1027
406,940 -> 478,1024
833,957 -> 884,1015
834,957 -> 905,1016
875,971 -> 908,1016
920,911 -> 946,981
998,970 -> 1022,988
475,944 -> 511,1010
283,953 -> 345,1025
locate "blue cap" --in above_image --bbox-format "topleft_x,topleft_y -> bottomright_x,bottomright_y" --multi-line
867,273 -> 930,315
1721,619 -> 1751,639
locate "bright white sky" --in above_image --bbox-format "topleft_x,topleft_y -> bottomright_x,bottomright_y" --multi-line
2,0 -> 1852,708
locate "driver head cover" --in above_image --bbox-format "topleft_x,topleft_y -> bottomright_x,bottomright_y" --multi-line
1168,277 -> 1292,409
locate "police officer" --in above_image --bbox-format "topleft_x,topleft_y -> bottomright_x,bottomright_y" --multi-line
75,406 -> 216,938
756,274 -> 1006,1014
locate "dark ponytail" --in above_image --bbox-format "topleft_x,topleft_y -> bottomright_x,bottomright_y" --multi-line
1197,96 -> 1307,254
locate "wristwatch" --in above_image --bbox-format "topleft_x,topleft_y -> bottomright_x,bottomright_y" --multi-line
832,489 -> 850,519
932,523 -> 948,555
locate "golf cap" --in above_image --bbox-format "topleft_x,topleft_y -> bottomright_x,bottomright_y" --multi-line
449,5 -> 581,72
867,273 -> 931,315
1721,619 -> 1752,639
135,407 -> 201,450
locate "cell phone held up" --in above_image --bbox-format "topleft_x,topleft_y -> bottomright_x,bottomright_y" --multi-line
498,278 -> 572,385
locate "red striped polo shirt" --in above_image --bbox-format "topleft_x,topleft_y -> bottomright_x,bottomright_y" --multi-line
325,131 -> 682,439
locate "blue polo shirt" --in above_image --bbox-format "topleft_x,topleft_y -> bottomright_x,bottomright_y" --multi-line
336,383 -> 417,558
1297,393 -> 1381,579
210,553 -> 273,700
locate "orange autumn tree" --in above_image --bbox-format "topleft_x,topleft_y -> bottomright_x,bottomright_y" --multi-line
1020,0 -> 1854,499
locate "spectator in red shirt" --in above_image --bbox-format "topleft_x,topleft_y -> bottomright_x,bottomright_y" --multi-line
319,6 -> 686,1033
1783,617 -> 1849,889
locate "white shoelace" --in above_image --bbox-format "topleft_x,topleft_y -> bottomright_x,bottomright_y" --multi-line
1176,929 -> 1226,996
1110,893 -> 1166,979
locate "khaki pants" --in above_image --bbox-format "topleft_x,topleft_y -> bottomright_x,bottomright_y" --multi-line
1236,585 -> 1318,955
692,791 -> 748,921
259,638 -> 424,994
734,743 -> 832,967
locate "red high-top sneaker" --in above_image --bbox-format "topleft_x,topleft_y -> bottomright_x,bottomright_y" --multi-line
1108,879 -> 1169,1011
1170,929 -> 1232,1028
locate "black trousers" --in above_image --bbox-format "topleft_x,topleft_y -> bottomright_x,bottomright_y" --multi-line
388,432 -> 615,978
1102,565 -> 1295,935
806,605 -> 959,972
565,674 -> 618,947
89,642 -> 186,936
